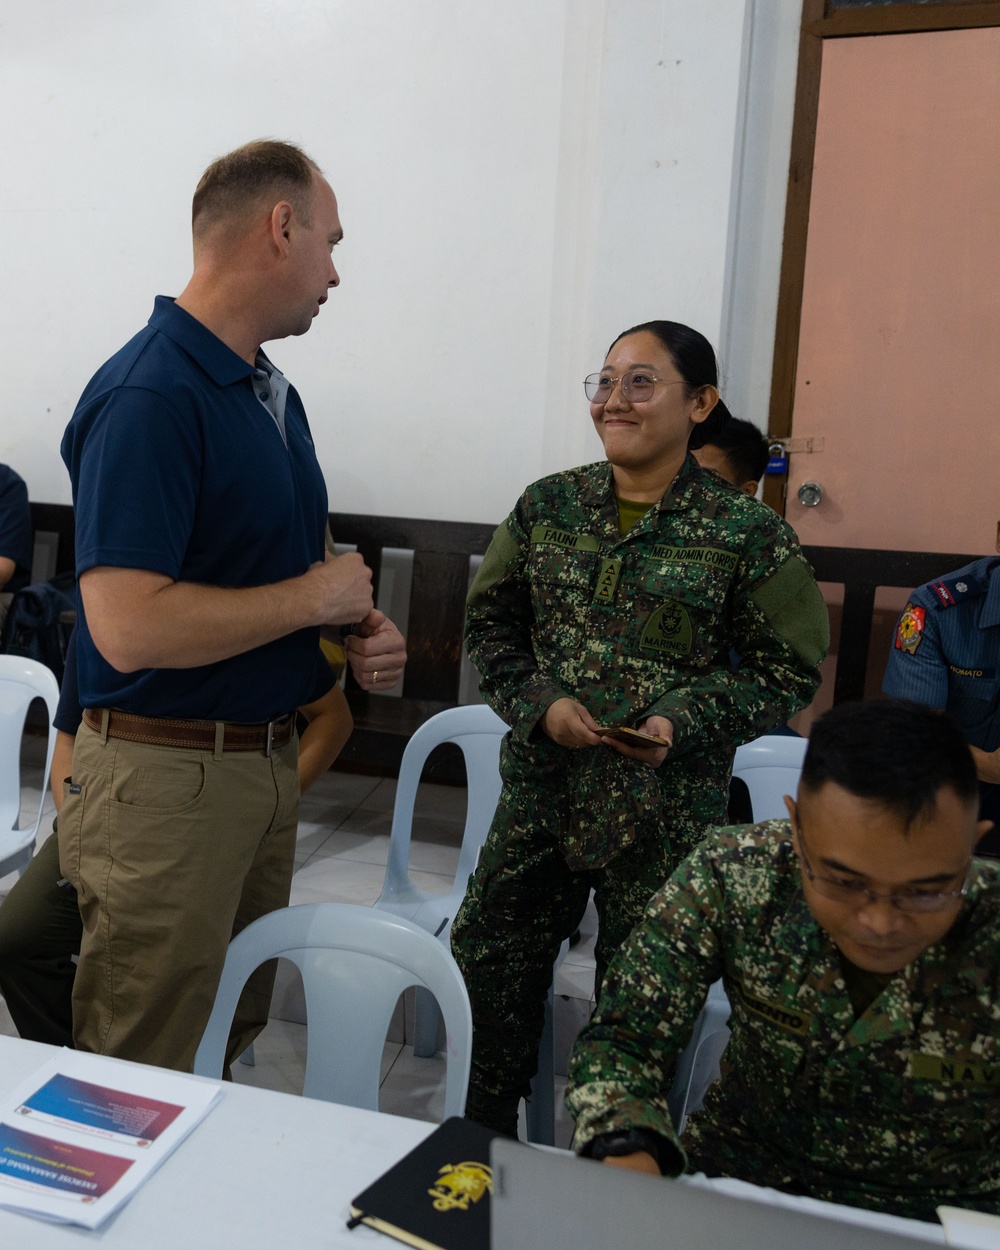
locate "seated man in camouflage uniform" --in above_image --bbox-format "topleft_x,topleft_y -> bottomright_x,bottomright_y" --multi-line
567,699 -> 999,1223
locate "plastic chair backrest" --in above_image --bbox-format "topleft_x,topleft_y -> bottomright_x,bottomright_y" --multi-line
379,704 -> 508,906
193,903 -> 472,1117
0,656 -> 60,877
667,979 -> 731,1134
731,735 -> 808,823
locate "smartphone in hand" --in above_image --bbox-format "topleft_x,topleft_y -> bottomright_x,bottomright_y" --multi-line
595,726 -> 670,748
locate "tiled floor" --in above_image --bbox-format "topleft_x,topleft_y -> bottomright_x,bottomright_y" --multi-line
1,735 -> 594,1147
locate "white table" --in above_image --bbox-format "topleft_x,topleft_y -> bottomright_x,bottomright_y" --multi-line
0,1037 -> 957,1249
0,1036 -> 435,1247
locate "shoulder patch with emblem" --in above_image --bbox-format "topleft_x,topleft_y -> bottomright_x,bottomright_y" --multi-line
895,603 -> 926,654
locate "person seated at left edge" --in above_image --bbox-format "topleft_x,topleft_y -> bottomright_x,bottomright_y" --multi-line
567,698 -> 999,1223
0,462 -> 32,631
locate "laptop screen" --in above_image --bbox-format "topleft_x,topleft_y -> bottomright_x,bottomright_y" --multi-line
489,1140 -> 944,1250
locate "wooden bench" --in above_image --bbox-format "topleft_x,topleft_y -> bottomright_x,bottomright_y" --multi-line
27,503 -> 983,770
27,503 -> 76,582
325,511 -> 496,778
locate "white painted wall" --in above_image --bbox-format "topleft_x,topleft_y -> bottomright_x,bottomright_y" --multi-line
720,0 -> 803,432
0,0 -> 800,524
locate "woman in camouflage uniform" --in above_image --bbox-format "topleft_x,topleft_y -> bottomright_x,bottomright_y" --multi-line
451,320 -> 829,1134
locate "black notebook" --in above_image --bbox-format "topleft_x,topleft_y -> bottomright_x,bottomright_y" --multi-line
348,1117 -> 503,1250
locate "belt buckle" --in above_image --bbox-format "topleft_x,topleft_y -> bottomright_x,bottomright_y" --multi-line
265,719 -> 276,758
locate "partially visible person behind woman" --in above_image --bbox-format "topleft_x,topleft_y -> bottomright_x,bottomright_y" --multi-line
451,319 -> 829,1135
690,401 -> 769,499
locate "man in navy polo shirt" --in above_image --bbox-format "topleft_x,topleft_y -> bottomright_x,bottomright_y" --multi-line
58,140 -> 405,1071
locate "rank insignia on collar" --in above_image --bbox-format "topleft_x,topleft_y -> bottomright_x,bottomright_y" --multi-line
895,603 -> 926,654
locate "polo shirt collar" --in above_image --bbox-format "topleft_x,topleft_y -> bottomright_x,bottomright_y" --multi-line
148,295 -> 257,387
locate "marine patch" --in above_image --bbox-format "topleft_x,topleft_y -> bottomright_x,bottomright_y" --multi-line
529,525 -> 600,553
909,1053 -> 999,1085
593,558 -> 622,605
731,979 -> 810,1037
649,545 -> 739,574
428,1160 -> 493,1211
895,603 -> 926,655
640,600 -> 692,655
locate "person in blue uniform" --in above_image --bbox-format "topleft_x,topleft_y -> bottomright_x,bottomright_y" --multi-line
882,556 -> 1000,855
0,463 -> 33,631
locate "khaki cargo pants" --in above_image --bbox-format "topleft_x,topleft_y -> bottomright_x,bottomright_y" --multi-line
58,717 -> 300,1071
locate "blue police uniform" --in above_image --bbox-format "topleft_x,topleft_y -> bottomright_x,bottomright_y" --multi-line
882,557 -> 1000,851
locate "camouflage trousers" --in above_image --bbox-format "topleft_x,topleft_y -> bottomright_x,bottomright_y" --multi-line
451,774 -> 701,1135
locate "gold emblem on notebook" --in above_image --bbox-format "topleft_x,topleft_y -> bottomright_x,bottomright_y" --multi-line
428,1161 -> 494,1211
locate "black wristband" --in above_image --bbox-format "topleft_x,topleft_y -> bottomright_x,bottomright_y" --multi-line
583,1127 -> 671,1175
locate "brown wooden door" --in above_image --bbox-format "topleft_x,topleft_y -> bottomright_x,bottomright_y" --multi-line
783,24 -> 1000,555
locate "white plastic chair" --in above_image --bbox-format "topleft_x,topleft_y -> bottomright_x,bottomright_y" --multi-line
0,656 -> 60,879
193,903 -> 472,1118
374,704 -> 508,1060
375,703 -> 508,932
372,704 -> 566,1144
667,979 -> 732,1133
731,734 -> 808,822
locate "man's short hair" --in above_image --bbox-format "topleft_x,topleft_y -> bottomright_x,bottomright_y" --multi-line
692,407 -> 768,486
801,699 -> 979,827
192,139 -> 321,238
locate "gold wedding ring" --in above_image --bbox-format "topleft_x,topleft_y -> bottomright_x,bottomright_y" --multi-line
373,670 -> 379,684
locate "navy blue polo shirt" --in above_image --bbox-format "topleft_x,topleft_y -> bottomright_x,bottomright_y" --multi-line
61,297 -> 333,721
54,626 -> 334,737
54,629 -> 83,733
0,463 -> 32,593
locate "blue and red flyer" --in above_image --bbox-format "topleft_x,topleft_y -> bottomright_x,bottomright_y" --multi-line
16,1072 -> 184,1147
0,1051 -> 222,1229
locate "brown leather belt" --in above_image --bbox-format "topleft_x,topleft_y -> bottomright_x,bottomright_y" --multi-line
82,708 -> 295,755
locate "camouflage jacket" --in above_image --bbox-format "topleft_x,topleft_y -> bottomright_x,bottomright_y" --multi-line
567,822 -> 1000,1221
465,458 -> 828,864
